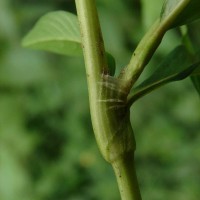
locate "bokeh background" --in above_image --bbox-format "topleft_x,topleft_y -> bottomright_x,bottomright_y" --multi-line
0,0 -> 200,199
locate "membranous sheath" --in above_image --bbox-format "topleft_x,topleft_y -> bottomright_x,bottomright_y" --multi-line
96,74 -> 136,163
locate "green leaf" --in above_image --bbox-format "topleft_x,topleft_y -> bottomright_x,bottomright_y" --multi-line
171,0 -> 200,28
106,53 -> 116,76
22,11 -> 82,56
192,66 -> 200,76
130,46 -> 200,102
160,0 -> 200,29
191,76 -> 200,96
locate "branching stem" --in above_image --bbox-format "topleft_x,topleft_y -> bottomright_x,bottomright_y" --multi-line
75,1 -> 141,199
119,20 -> 165,90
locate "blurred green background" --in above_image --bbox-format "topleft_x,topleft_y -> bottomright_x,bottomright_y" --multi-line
0,0 -> 200,199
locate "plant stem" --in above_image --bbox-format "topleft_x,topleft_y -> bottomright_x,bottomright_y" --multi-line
119,0 -> 190,91
75,1 -> 142,199
75,0 -> 108,78
75,0 -> 109,157
112,151 -> 142,200
119,20 -> 165,89
75,0 -> 109,158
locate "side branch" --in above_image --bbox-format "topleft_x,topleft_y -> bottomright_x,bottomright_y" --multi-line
119,20 -> 165,90
119,0 -> 190,92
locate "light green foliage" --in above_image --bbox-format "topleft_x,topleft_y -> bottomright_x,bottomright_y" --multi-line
22,11 -> 82,56
22,10 -> 117,74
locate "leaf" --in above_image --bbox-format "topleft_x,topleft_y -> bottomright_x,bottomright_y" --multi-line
22,11 -> 82,56
171,0 -> 200,28
192,66 -> 200,76
106,53 -> 116,76
160,0 -> 200,29
130,46 -> 200,102
191,76 -> 200,96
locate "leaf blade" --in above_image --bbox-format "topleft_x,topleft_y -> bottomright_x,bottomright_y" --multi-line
106,53 -> 116,76
22,11 -> 82,56
191,76 -> 200,96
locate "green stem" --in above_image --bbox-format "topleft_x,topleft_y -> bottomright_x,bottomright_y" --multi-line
119,20 -> 165,89
75,0 -> 108,78
75,1 -> 141,199
75,0 -> 110,158
112,151 -> 142,200
119,0 -> 190,91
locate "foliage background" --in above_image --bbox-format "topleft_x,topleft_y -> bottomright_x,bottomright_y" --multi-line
0,0 -> 200,199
